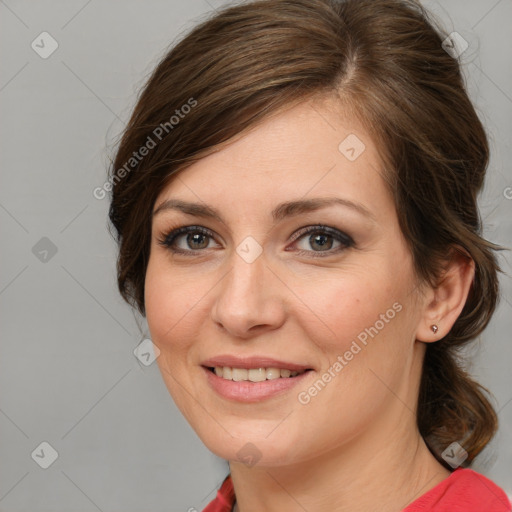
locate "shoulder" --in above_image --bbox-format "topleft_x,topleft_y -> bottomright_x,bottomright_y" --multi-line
404,468 -> 511,512
202,474 -> 235,512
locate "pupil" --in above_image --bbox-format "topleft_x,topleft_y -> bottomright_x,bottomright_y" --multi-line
188,232 -> 208,249
311,233 -> 332,251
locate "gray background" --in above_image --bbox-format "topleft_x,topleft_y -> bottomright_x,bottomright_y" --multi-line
0,0 -> 511,510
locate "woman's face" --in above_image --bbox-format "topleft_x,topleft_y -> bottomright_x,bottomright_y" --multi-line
145,96 -> 428,467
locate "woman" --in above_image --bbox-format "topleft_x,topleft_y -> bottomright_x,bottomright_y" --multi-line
108,0 -> 511,510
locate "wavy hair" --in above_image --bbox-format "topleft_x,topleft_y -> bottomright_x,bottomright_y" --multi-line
108,0 -> 502,468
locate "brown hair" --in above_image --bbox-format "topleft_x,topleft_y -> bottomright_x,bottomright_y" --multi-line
108,0 -> 503,469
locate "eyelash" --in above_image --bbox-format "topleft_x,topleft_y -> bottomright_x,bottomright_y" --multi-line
157,224 -> 354,258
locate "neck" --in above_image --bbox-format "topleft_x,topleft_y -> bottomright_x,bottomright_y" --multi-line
229,412 -> 451,512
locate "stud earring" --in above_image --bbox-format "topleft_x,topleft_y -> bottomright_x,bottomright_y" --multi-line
431,324 -> 439,334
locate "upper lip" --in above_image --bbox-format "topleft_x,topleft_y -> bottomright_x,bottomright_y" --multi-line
201,355 -> 313,372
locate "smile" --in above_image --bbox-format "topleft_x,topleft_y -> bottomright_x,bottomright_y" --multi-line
202,366 -> 313,402
208,366 -> 308,381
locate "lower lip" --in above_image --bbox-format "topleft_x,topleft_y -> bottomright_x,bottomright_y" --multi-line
202,367 -> 312,403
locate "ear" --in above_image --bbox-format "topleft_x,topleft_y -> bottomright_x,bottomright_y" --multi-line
416,247 -> 475,342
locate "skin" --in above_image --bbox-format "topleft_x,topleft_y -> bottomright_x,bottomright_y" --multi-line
145,94 -> 474,512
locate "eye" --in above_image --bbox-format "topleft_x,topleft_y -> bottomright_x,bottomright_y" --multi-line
157,224 -> 354,258
157,225 -> 218,255
290,225 -> 354,257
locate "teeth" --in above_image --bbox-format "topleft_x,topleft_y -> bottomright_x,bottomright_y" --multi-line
232,368 -> 248,381
212,366 -> 306,381
266,368 -> 281,380
248,368 -> 266,382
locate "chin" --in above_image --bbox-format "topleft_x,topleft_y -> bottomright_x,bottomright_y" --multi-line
196,426 -> 305,468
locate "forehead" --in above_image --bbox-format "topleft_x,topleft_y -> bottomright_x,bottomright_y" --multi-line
155,97 -> 390,219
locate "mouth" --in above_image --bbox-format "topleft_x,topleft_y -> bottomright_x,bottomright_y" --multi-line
204,366 -> 313,382
200,355 -> 315,402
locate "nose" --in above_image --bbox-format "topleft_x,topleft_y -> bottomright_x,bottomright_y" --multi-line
210,249 -> 286,339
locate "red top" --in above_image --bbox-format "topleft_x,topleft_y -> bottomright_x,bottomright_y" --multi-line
203,468 -> 511,512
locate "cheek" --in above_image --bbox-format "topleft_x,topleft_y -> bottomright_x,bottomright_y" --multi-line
293,267 -> 401,355
290,276 -> 410,440
144,259 -> 207,417
291,262 -> 416,411
144,259 -> 206,383
145,258 -> 199,339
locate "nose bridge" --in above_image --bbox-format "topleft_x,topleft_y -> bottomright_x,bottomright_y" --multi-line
224,231 -> 269,297
222,246 -> 269,312
211,244 -> 285,336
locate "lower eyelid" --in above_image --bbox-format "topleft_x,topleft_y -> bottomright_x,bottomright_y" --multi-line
292,237 -> 352,257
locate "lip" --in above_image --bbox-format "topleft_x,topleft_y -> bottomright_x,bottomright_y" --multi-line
202,366 -> 313,403
201,355 -> 313,372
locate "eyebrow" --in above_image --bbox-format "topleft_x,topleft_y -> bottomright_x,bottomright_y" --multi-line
153,196 -> 376,223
